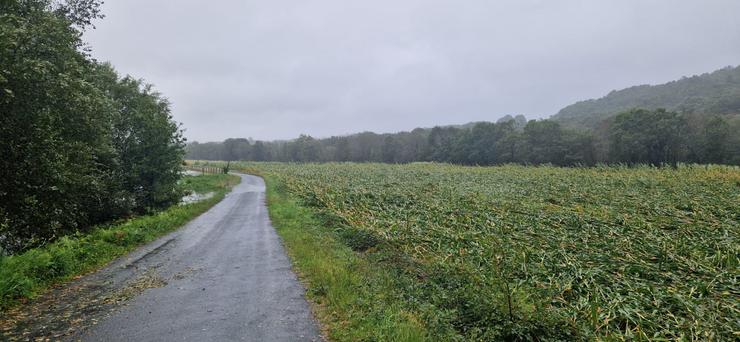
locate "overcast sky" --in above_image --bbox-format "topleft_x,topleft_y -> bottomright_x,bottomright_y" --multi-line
84,0 -> 740,142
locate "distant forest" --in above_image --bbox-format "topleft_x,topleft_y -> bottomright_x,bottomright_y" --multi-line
187,66 -> 740,166
553,65 -> 740,129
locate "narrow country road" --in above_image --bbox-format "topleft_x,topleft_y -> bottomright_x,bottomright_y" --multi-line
81,174 -> 322,341
1,174 -> 322,341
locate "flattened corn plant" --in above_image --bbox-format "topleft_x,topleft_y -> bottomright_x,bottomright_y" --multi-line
244,162 -> 739,340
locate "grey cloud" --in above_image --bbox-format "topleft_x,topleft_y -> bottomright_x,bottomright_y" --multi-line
85,0 -> 740,141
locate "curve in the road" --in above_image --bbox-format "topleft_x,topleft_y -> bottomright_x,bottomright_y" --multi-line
80,174 -> 322,341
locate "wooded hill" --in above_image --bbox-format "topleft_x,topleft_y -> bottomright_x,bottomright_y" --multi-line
552,65 -> 740,129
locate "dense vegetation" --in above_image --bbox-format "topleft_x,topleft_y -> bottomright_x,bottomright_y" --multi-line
234,162 -> 739,340
187,106 -> 739,166
0,174 -> 240,311
553,66 -> 740,129
0,0 -> 185,253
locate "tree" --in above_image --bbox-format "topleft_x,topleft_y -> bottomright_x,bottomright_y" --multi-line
252,141 -> 267,161
334,137 -> 350,162
0,0 -> 113,250
426,127 -> 463,162
223,138 -> 251,161
701,116 -> 730,164
381,135 -> 399,163
93,64 -> 186,211
562,130 -> 596,166
522,120 -> 566,165
0,1 -> 185,252
292,135 -> 320,162
609,109 -> 688,166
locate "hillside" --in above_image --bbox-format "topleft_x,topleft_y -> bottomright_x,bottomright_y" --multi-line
552,65 -> 740,128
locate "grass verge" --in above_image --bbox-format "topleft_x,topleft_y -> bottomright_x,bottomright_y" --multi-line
263,175 -> 430,342
0,173 -> 240,311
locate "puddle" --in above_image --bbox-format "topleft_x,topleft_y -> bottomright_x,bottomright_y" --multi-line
180,192 -> 215,205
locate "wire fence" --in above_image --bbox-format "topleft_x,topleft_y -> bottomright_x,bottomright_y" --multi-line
184,165 -> 225,175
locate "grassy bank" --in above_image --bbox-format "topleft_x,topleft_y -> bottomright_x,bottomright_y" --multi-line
263,175 -> 430,341
0,173 -> 240,311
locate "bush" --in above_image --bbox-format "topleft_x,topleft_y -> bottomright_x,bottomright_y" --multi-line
0,0 -> 185,253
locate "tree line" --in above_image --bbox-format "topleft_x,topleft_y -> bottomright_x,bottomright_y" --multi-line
1,0 -> 185,253
187,110 -> 739,166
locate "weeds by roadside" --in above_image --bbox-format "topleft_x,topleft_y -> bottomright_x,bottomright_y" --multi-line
264,175 -> 430,342
0,174 -> 240,311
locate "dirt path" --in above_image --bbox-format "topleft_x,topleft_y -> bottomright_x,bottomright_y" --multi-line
1,174 -> 322,341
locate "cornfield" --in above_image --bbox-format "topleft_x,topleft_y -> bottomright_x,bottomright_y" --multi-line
246,162 -> 739,340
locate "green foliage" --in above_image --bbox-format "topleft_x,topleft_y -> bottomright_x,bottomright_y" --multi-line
91,63 -> 186,211
238,162 -> 739,340
553,65 -> 740,129
522,120 -> 567,164
0,174 -> 240,311
0,0 -> 185,252
187,119 -> 603,167
697,115 -> 734,164
609,109 -> 687,166
188,109 -> 737,166
223,138 -> 251,161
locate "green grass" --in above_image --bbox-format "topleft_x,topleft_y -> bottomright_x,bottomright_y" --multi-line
232,162 -> 739,341
0,173 -> 240,311
264,175 -> 429,342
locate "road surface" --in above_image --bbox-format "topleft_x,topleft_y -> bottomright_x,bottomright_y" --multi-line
79,174 -> 322,341
0,174 -> 322,341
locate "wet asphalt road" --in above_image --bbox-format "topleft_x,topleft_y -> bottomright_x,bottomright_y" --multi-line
80,174 -> 322,341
